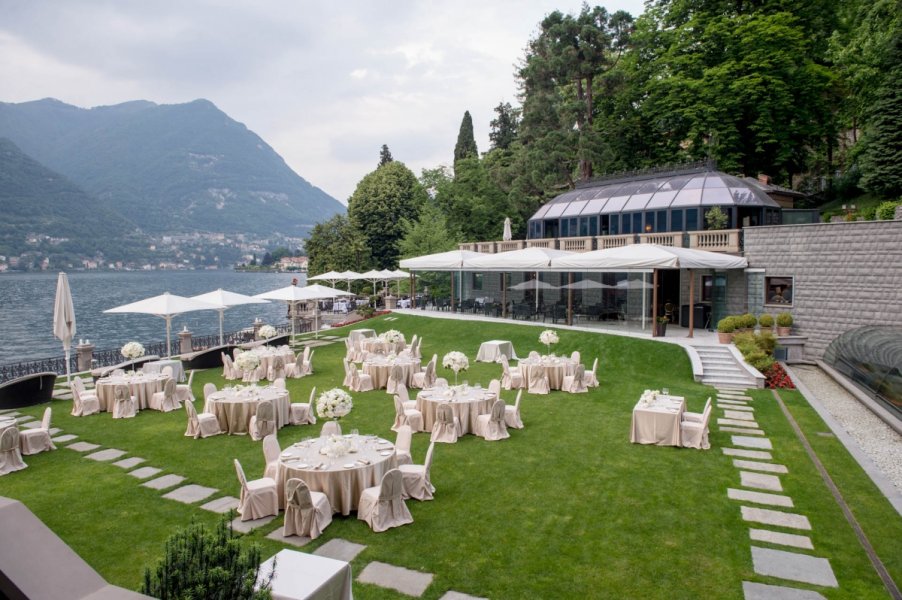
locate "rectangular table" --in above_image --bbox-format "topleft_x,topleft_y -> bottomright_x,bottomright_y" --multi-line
258,549 -> 353,600
475,340 -> 518,363
630,395 -> 686,446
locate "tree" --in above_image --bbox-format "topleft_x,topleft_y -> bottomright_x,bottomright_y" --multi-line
398,201 -> 460,259
859,33 -> 902,197
435,157 -> 516,242
304,214 -> 369,274
489,102 -> 520,150
347,161 -> 426,269
453,111 -> 478,167
379,144 -> 394,167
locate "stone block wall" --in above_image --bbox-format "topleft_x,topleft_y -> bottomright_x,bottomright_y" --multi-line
743,221 -> 902,359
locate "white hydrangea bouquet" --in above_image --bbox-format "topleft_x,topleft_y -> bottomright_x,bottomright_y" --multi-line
380,329 -> 404,344
539,329 -> 559,354
121,341 -> 145,360
319,434 -> 353,458
235,351 -> 261,374
442,351 -> 469,384
258,324 -> 277,339
316,388 -> 353,420
640,389 -> 660,406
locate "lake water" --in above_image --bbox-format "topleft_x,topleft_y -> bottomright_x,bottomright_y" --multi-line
0,270 -> 306,365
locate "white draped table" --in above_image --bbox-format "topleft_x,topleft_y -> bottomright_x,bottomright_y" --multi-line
362,356 -> 420,389
517,356 -> 575,390
348,329 -> 376,344
142,359 -> 185,382
206,385 -> 290,434
95,372 -> 169,411
630,395 -> 686,446
476,340 -> 517,363
416,386 -> 496,434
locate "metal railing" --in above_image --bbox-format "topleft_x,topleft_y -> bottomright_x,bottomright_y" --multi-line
0,355 -> 76,384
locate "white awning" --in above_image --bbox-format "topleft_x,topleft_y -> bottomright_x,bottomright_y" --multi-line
550,244 -> 748,271
399,250 -> 485,271
463,247 -> 574,272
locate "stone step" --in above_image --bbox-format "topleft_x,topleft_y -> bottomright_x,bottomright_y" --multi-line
750,546 -> 837,587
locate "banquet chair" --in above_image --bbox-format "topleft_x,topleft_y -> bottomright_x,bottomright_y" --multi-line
487,379 -> 501,398
302,349 -> 314,376
269,356 -> 286,381
290,387 -> 318,426
249,400 -> 276,441
203,383 -> 217,412
430,403 -> 461,444
0,428 -> 27,475
504,390 -> 525,429
112,384 -> 138,419
529,350 -> 541,360
568,351 -> 582,376
680,402 -> 713,450
682,397 -> 712,423
411,357 -> 436,389
394,425 -> 413,465
176,369 -> 195,403
585,357 -> 599,388
283,478 -> 333,540
475,399 -> 510,441
344,338 -> 356,362
19,407 -> 56,455
162,366 -> 174,382
149,378 -> 181,412
273,378 -> 287,390
400,441 -> 436,501
112,369 -> 126,377
233,459 -> 278,521
357,468 -> 413,532
262,433 -> 281,480
562,365 -> 588,394
70,377 -> 100,417
342,359 -> 354,388
526,365 -> 550,395
386,364 -> 405,395
395,384 -> 417,410
222,353 -> 240,380
348,365 -> 374,392
320,420 -> 342,437
500,356 -> 524,390
285,352 -> 305,378
392,396 -> 423,432
184,398 -> 221,439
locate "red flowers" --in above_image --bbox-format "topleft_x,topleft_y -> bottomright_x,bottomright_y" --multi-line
765,363 -> 794,389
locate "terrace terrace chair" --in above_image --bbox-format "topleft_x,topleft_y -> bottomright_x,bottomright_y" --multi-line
111,384 -> 138,419
526,365 -> 550,395
562,365 -> 588,394
475,399 -> 510,441
285,352 -> 305,379
395,384 -> 416,410
341,359 -> 354,388
500,356 -> 524,390
176,369 -> 195,403
290,387 -> 317,426
0,428 -> 27,475
321,420 -> 342,437
394,424 -> 413,465
357,468 -> 413,532
70,377 -> 100,417
19,407 -> 56,455
302,349 -> 314,376
430,403 -> 460,444
680,402 -> 712,450
411,356 -> 437,389
392,396 -> 423,433
682,397 -> 713,424
184,398 -> 221,439
348,365 -> 374,393
487,379 -> 501,399
504,389 -> 524,429
386,364 -> 405,395
283,478 -> 332,540
162,366 -> 174,381
268,356 -> 286,382
262,433 -> 281,480
233,458 -> 278,521
399,441 -> 436,501
222,353 -> 238,380
584,358 -> 599,388
149,378 -> 180,412
203,383 -> 217,411
249,399 -> 276,441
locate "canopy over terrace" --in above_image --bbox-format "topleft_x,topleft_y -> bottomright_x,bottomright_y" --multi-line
399,250 -> 485,310
467,248 -> 575,314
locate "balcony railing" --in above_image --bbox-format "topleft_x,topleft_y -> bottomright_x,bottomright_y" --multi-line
689,230 -> 741,253
598,234 -> 633,249
458,229 -> 741,255
637,232 -> 682,247
558,236 -> 594,252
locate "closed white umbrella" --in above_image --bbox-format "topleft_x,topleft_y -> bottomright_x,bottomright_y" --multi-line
503,217 -> 512,241
190,289 -> 270,346
104,293 -> 220,357
52,272 -> 76,384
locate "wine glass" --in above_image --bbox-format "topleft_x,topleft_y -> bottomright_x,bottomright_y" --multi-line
662,387 -> 670,397
351,428 -> 359,438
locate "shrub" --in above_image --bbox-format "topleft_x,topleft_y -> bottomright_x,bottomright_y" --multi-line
875,200 -> 901,220
758,313 -> 774,328
776,312 -> 793,327
732,331 -> 758,355
746,350 -> 774,373
356,304 -> 375,319
756,330 -> 777,354
741,313 -> 757,329
717,316 -> 736,333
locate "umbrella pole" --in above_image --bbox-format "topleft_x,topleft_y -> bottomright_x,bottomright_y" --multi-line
65,347 -> 71,384
166,316 -> 172,357
535,272 -> 539,314
219,309 -> 225,346
567,273 -> 573,326
687,269 -> 695,338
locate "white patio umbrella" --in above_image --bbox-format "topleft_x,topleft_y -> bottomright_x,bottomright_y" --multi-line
255,284 -> 352,338
190,289 -> 270,346
104,293 -> 220,357
561,279 -> 613,290
308,270 -> 344,286
52,272 -> 76,384
337,271 -> 362,293
390,269 -> 409,296
509,279 -> 559,291
360,269 -> 387,296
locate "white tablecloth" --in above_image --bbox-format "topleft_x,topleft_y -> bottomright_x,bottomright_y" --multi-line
348,329 -> 376,343
476,340 -> 518,363
416,387 -> 496,434
142,359 -> 185,382
258,549 -> 353,600
630,395 -> 686,446
95,373 -> 169,411
207,386 -> 290,434
517,356 -> 574,390
362,357 -> 420,389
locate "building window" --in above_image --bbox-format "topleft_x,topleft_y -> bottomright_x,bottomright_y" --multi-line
472,273 -> 483,291
686,208 -> 698,231
702,275 -> 713,302
765,276 -> 793,306
671,210 -> 683,232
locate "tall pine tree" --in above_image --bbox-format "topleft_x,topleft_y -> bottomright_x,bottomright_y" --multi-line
453,111 -> 478,167
489,102 -> 520,150
859,33 -> 902,197
378,144 -> 394,167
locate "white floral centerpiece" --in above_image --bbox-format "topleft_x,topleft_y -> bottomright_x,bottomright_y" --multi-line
316,388 -> 353,420
539,329 -> 559,355
640,389 -> 660,406
121,341 -> 145,361
319,434 -> 353,458
258,324 -> 277,339
235,352 -> 261,374
380,329 -> 404,344
442,351 -> 469,384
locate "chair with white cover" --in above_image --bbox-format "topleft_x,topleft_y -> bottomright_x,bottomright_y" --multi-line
273,377 -> 287,390
411,357 -> 436,389
149,378 -> 181,412
504,389 -> 525,429
357,468 -> 413,532
682,397 -> 712,423
19,407 -> 56,455
112,368 -> 126,377
487,379 -> 501,399
394,425 -> 413,465
70,377 -> 100,417
348,364 -> 374,392
584,357 -> 599,388
395,384 -> 416,410
249,399 -> 276,441
184,399 -> 221,439
529,350 -> 541,360
567,351 -> 581,376
392,396 -> 423,432
290,387 -> 317,426
386,364 -> 405,395
111,384 -> 138,419
321,420 -> 342,437
222,353 -> 240,380
0,428 -> 27,475
341,359 -> 354,388
233,458 -> 278,521
681,402 -> 712,450
285,352 -> 304,378
526,365 -> 550,395
399,441 -> 436,501
176,369 -> 195,403
500,356 -> 524,390
268,356 -> 286,381
430,403 -> 460,444
475,399 -> 510,441
302,349 -> 314,376
561,365 -> 588,394
162,366 -> 174,380
203,383 -> 217,412
262,433 -> 281,480
283,478 -> 333,540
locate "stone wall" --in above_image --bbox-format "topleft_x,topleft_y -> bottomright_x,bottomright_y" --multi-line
743,221 -> 902,359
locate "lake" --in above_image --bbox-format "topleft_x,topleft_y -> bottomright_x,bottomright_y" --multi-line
0,270 -> 306,365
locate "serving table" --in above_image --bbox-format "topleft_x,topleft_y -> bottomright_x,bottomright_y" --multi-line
206,385 -> 290,435
94,372 -> 169,412
416,386 -> 496,434
630,395 -> 686,446
258,549 -> 352,600
475,340 -> 518,363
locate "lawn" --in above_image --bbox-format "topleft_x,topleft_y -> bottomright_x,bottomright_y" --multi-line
1,313 -> 900,599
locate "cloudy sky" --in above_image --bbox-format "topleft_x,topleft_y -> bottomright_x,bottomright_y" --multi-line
0,0 -> 645,203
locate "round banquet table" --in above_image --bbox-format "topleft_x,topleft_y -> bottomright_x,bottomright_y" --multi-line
277,435 -> 397,515
362,357 -> 421,389
416,386 -> 496,434
517,356 -> 574,390
360,337 -> 406,355
206,386 -> 290,434
348,329 -> 376,344
95,373 -> 169,411
246,347 -> 295,377
0,416 -> 17,436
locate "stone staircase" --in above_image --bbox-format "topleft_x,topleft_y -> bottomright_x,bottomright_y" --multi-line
694,345 -> 757,390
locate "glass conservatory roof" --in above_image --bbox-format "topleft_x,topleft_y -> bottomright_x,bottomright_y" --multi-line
529,168 -> 780,222
823,326 -> 902,419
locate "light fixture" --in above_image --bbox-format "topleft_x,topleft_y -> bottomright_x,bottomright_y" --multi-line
644,224 -> 653,233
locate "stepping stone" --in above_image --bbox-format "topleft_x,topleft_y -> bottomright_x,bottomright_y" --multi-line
741,471 -> 783,492
439,592 -> 489,600
717,399 -> 749,406
52,434 -> 78,443
719,404 -> 753,411
742,581 -> 826,599
230,515 -> 275,533
719,418 -> 761,428
733,460 -> 788,474
314,539 -> 367,562
265,528 -> 312,548
142,474 -> 186,490
750,529 -> 814,550
200,496 -> 240,514
162,484 -> 218,504
358,561 -> 434,598
732,436 -> 772,450
85,449 -> 127,462
20,421 -> 43,430
0,410 -> 19,416
720,427 -> 766,436
724,410 -> 755,421
112,457 -> 145,469
751,546 -> 838,587
48,427 -> 62,435
741,507 -> 811,530
128,466 -> 162,479
728,488 -> 794,508
66,442 -> 101,452
723,448 -> 772,460
16,416 -> 36,424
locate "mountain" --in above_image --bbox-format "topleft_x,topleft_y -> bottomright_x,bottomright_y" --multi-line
0,98 -> 343,238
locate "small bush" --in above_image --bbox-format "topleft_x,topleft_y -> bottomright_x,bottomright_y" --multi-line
732,331 -> 757,354
776,312 -> 793,327
741,313 -> 757,329
756,331 -> 777,354
717,316 -> 736,333
875,200 -> 901,220
746,350 -> 774,373
758,313 -> 774,328
357,304 -> 375,319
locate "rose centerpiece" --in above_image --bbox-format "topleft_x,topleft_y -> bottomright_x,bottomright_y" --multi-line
539,329 -> 559,355
380,329 -> 404,344
234,352 -> 261,374
316,388 -> 353,420
442,351 -> 469,385
258,324 -> 277,340
640,389 -> 660,406
121,341 -> 145,361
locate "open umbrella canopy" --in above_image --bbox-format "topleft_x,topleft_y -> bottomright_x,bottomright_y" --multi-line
561,279 -> 613,290
465,247 -> 574,272
399,250 -> 484,271
510,279 -> 559,291
53,272 -> 76,383
308,270 -> 344,285
503,217 -> 512,241
255,284 -> 353,338
190,289 -> 270,346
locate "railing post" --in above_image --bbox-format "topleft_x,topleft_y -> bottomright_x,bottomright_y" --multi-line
178,328 -> 193,355
76,341 -> 95,372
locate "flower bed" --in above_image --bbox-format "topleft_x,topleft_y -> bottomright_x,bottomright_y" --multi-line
764,362 -> 794,389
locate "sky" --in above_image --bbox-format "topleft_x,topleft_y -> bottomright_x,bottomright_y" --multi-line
0,0 -> 646,204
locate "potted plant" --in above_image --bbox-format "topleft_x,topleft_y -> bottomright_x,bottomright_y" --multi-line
717,316 -> 736,343
776,312 -> 793,336
758,313 -> 774,331
654,316 -> 668,337
742,313 -> 757,331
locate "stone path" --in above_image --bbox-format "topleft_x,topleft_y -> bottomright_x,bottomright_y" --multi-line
712,387 -> 840,597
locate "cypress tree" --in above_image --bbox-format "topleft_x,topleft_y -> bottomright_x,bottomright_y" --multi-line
454,111 -> 478,166
379,144 -> 393,167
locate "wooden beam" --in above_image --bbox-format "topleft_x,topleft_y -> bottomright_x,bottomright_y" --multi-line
652,269 -> 659,336
688,269 -> 694,338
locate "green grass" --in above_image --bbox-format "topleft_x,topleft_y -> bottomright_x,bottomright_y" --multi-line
1,313 -> 900,598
